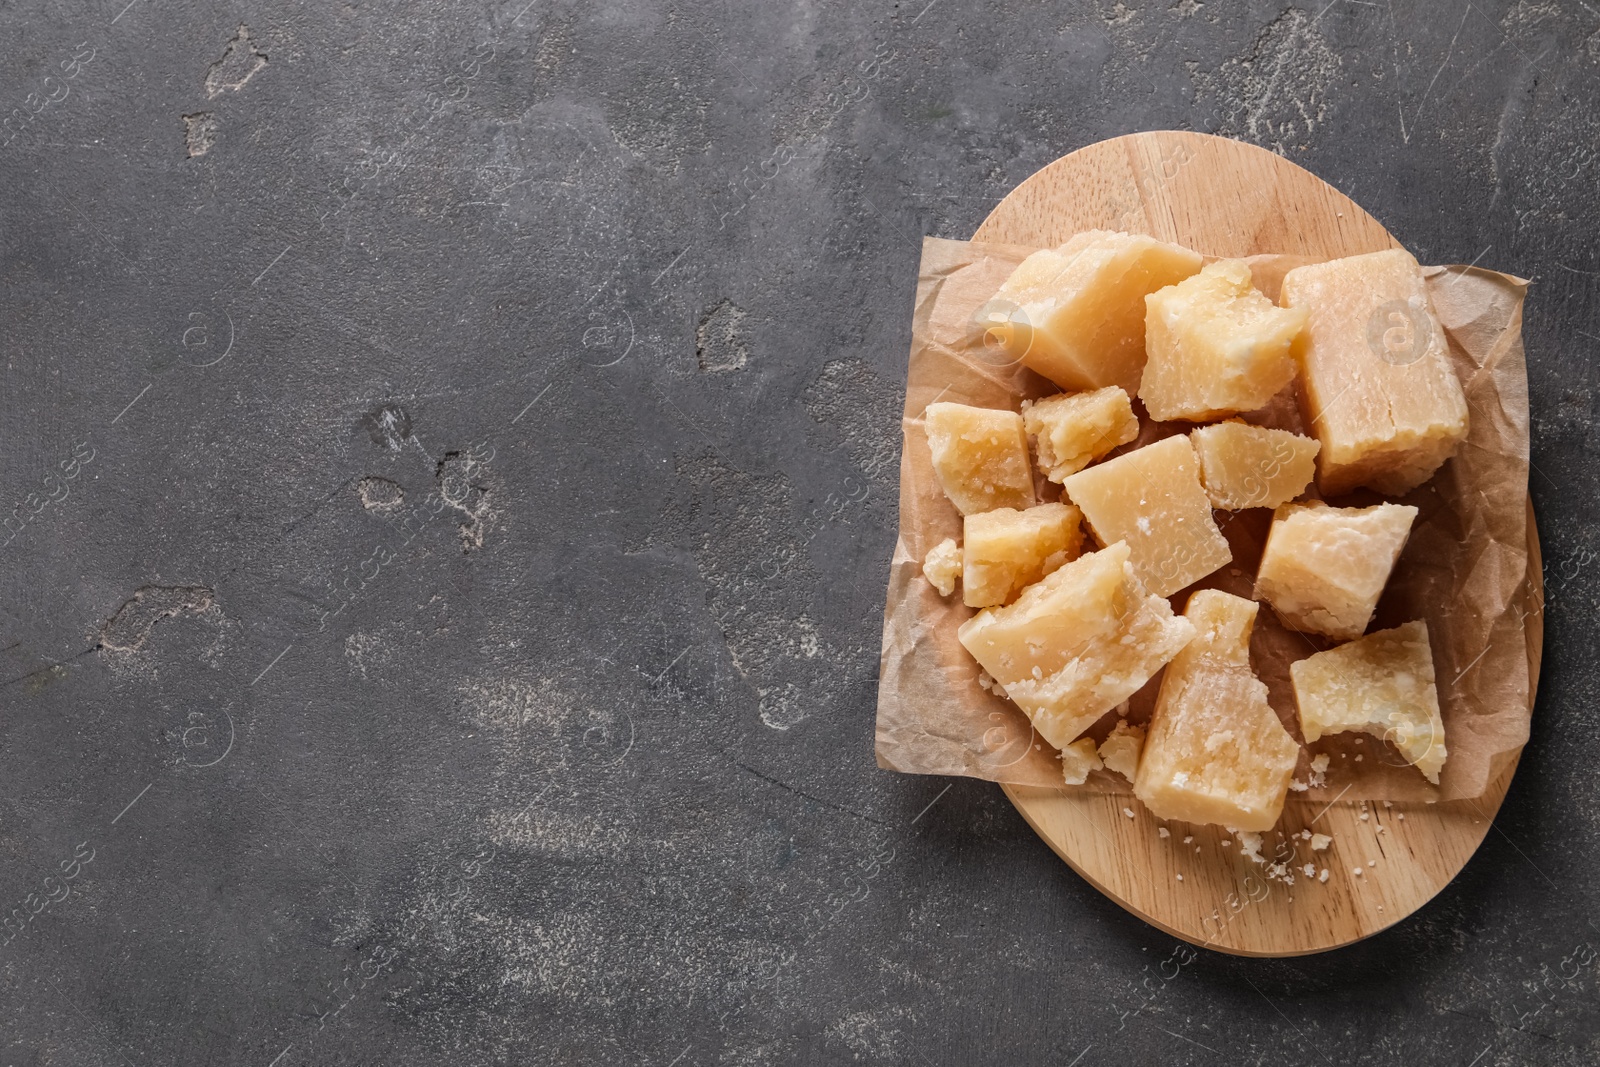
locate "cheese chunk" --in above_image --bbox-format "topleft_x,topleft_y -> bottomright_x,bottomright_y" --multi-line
1255,501 -> 1418,641
1280,249 -> 1469,496
922,537 -> 962,597
1134,590 -> 1301,831
1022,387 -> 1140,483
922,402 -> 1035,515
1098,719 -> 1145,783
1140,260 -> 1307,421
1192,421 -> 1320,510
957,542 -> 1196,752
1061,434 -> 1231,597
962,503 -> 1083,607
1290,621 -> 1446,783
989,230 -> 1203,393
1060,737 -> 1103,786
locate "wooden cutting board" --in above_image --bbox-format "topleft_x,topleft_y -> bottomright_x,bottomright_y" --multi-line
972,131 -> 1542,957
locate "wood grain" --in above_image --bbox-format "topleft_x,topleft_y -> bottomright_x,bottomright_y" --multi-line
972,131 -> 1542,957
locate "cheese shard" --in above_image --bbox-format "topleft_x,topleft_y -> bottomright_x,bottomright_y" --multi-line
1022,387 -> 1140,483
922,537 -> 962,597
1192,421 -> 1320,510
1290,621 -> 1446,784
962,503 -> 1083,608
1254,501 -> 1418,641
1280,249 -> 1469,496
1061,434 -> 1231,597
988,231 -> 1204,393
1134,590 -> 1301,832
1060,737 -> 1103,786
957,542 -> 1196,752
1139,260 -> 1307,422
922,402 -> 1035,515
1098,719 -> 1145,782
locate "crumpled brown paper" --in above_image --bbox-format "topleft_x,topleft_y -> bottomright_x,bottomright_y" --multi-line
875,237 -> 1534,803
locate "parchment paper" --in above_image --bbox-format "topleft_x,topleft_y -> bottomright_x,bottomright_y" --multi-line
874,237 -> 1533,803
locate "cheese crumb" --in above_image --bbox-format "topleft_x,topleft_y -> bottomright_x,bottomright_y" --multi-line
1122,807 -> 1136,819
1397,813 -> 1406,821
1353,867 -> 1364,876
1236,831 -> 1265,864
1311,834 -> 1332,851
1288,779 -> 1309,792
1302,864 -> 1316,877
1176,873 -> 1184,881
1319,869 -> 1329,882
1183,836 -> 1194,844
1359,811 -> 1369,821
1308,754 -> 1330,788
1158,827 -> 1171,839
921,537 -> 963,597
1099,719 -> 1146,783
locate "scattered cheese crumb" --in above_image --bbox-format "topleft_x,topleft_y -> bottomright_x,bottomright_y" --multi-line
1176,873 -> 1184,882
1303,864 -> 1316,877
1122,807 -> 1136,819
1183,836 -> 1194,844
1158,827 -> 1170,839
1308,753 -> 1330,789
1100,720 -> 1146,783
1288,779 -> 1308,792
1377,825 -> 1388,835
1397,813 -> 1406,821
1354,754 -> 1363,762
1060,737 -> 1104,786
1383,801 -> 1392,809
1311,834 -> 1332,851
1377,905 -> 1384,912
1236,831 -> 1265,864
1353,867 -> 1364,876
1319,869 -> 1329,882
1359,811 -> 1369,821
921,538 -> 963,596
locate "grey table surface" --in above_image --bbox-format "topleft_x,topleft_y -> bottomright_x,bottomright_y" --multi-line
0,0 -> 1593,1064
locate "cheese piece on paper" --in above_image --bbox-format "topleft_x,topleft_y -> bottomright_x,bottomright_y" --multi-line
962,502 -> 1083,607
1139,260 -> 1307,422
1022,387 -> 1141,483
1098,719 -> 1145,783
957,542 -> 1196,752
987,230 -> 1203,393
1290,621 -> 1446,784
1280,249 -> 1469,496
922,402 -> 1035,515
1254,501 -> 1418,641
1060,737 -> 1103,786
1134,590 -> 1301,832
1192,421 -> 1320,511
921,537 -> 962,597
1061,434 -> 1231,597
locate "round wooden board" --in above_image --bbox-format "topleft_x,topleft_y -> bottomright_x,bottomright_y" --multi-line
974,131 -> 1543,957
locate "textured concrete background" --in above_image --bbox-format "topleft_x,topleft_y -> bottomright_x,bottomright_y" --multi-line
0,0 -> 1593,1063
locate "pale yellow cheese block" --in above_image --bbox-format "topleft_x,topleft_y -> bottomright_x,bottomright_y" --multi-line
1255,501 -> 1418,641
989,230 -> 1203,392
962,502 -> 1083,607
1192,421 -> 1320,511
1290,620 -> 1447,784
957,542 -> 1196,753
921,537 -> 962,597
1022,387 -> 1140,483
1134,590 -> 1301,832
1139,260 -> 1306,422
1061,434 -> 1231,597
1280,249 -> 1469,496
922,402 -> 1035,515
